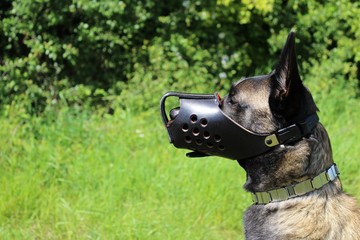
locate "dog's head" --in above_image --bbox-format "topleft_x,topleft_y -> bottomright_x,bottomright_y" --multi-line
221,32 -> 318,135
221,32 -> 333,192
160,32 -> 333,192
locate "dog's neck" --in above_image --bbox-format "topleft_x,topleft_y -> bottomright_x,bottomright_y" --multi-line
251,164 -> 340,204
239,123 -> 335,194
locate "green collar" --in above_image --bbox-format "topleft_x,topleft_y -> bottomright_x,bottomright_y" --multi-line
251,164 -> 340,205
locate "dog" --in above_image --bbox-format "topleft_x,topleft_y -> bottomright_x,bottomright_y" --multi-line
221,32 -> 360,239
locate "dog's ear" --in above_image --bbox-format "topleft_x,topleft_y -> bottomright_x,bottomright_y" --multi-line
271,32 -> 318,122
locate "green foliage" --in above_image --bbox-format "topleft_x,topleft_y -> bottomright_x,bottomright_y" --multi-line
268,0 -> 360,94
2,0 -> 358,115
1,0 -> 154,114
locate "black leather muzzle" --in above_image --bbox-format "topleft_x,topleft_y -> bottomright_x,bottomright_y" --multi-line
160,92 -> 319,161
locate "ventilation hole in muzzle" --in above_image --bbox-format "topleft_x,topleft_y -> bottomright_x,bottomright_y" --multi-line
218,145 -> 225,151
214,134 -> 222,142
200,118 -> 208,127
206,142 -> 214,148
203,131 -> 210,139
185,136 -> 192,143
182,123 -> 189,132
190,114 -> 198,123
195,139 -> 203,145
192,128 -> 200,136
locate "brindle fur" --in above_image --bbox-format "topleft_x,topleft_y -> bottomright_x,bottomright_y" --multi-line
221,32 -> 360,239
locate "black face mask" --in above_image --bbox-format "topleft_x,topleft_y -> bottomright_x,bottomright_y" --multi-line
160,92 -> 319,161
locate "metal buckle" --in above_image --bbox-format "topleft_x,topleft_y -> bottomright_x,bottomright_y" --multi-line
326,165 -> 339,181
265,134 -> 279,147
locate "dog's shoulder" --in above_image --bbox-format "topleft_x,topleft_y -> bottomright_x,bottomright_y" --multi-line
244,181 -> 360,239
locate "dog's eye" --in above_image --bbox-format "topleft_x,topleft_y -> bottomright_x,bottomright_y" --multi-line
227,97 -> 236,105
227,97 -> 248,109
238,103 -> 249,110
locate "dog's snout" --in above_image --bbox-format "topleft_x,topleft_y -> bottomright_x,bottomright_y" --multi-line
170,107 -> 180,120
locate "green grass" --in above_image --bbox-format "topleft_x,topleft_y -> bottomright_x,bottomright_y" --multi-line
0,109 -> 248,239
0,96 -> 359,239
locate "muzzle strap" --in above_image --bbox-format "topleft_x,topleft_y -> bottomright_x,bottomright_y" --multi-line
266,113 -> 319,147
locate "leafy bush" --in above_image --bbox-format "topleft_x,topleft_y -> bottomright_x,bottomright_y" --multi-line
1,1 -> 359,238
0,0 -> 359,116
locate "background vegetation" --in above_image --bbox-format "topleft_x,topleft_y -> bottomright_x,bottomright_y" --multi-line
0,0 -> 359,239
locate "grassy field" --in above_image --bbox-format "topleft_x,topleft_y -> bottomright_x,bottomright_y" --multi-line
0,94 -> 359,239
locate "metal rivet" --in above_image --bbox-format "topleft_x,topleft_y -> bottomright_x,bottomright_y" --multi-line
265,134 -> 279,147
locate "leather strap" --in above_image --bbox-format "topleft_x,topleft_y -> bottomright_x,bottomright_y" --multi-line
251,164 -> 340,204
265,113 -> 319,147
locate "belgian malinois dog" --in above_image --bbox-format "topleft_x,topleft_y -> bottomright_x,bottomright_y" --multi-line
221,32 -> 360,239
